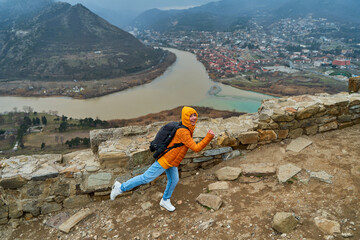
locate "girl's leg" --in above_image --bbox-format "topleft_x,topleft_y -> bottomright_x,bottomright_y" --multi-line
163,167 -> 179,200
121,161 -> 165,192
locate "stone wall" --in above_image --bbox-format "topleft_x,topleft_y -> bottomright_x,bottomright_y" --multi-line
1,92 -> 360,224
349,76 -> 360,93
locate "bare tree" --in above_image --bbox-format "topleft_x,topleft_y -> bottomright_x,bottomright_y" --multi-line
23,106 -> 33,113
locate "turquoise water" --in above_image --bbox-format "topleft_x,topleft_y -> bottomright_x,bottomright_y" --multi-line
0,48 -> 272,119
197,94 -> 264,113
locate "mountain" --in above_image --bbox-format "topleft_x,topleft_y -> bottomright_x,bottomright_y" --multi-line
0,0 -> 164,81
273,0 -> 360,24
132,0 -> 360,32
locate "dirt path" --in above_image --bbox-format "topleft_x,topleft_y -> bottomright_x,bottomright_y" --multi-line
2,124 -> 360,240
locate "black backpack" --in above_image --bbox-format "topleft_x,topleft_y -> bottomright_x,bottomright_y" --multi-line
150,121 -> 189,160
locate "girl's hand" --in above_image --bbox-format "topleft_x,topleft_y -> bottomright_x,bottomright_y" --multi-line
208,129 -> 215,137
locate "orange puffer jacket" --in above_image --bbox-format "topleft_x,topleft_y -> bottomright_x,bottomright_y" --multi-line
157,106 -> 214,169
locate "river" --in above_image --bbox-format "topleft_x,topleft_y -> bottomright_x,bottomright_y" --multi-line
0,48 -> 272,120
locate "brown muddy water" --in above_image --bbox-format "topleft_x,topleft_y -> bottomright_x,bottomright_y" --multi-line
0,48 -> 272,120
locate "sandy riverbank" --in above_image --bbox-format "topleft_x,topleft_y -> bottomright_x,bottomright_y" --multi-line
0,51 -> 176,99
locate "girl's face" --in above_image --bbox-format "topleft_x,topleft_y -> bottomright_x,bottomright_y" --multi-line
190,113 -> 197,126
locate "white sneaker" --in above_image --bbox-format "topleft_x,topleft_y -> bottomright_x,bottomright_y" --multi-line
160,198 -> 175,212
110,181 -> 123,200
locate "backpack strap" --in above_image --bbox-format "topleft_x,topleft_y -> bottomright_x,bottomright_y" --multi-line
155,123 -> 189,160
156,143 -> 184,160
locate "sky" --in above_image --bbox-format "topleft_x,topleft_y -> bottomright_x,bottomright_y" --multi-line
56,0 -> 216,13
54,0 -> 217,28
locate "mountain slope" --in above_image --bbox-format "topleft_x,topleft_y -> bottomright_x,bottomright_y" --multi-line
132,0 -> 360,32
0,1 -> 164,81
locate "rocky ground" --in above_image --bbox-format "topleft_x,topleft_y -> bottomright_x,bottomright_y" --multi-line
1,124 -> 359,240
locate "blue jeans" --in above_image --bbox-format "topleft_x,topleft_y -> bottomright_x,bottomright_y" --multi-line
120,161 -> 179,200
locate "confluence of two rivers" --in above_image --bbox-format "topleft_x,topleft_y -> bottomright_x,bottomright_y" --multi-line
0,48 -> 272,120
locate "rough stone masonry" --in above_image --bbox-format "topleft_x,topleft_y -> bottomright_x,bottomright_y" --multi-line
1,91 -> 360,224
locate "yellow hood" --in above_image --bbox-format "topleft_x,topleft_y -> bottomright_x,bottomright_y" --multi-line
181,106 -> 198,133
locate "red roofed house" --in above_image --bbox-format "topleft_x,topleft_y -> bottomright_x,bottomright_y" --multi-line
332,59 -> 351,68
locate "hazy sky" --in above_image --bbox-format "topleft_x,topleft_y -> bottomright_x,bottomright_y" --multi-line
56,0 -> 216,12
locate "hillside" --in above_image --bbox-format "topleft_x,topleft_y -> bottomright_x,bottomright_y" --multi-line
0,1 -> 164,81
1,123 -> 359,239
132,0 -> 360,32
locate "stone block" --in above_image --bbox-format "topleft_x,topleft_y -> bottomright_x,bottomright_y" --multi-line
310,171 -> 333,184
295,105 -> 320,120
0,205 -> 8,219
316,116 -> 337,124
0,176 -> 28,189
9,203 -> 23,218
90,129 -> 115,153
246,143 -> 257,150
241,163 -> 276,176
26,184 -> 44,197
215,167 -> 242,181
86,172 -> 112,190
288,128 -> 303,139
51,183 -> 70,197
45,212 -> 70,230
200,159 -> 222,170
333,97 -> 350,106
279,121 -> 300,131
257,129 -> 277,142
60,167 -> 80,178
298,119 -> 316,128
62,149 -> 96,166
349,77 -> 360,93
272,212 -> 298,233
338,114 -> 352,123
222,150 -> 241,161
216,134 -> 238,147
314,217 -> 340,234
180,171 -> 197,178
63,195 -> 91,209
129,149 -> 153,168
59,209 -> 94,233
31,167 -> 59,181
204,147 -> 233,156
349,105 -> 360,113
22,200 -> 40,217
271,110 -> 295,122
238,131 -> 259,144
338,121 -> 353,129
304,125 -> 318,135
0,218 -> 8,225
193,156 -> 214,163
208,181 -> 230,191
318,121 -> 338,132
41,202 -> 62,215
328,106 -> 340,115
122,125 -> 148,136
99,152 -> 129,169
196,194 -> 223,210
277,164 -> 302,183
353,113 -> 360,120
180,162 -> 200,172
353,118 -> 360,125
286,137 -> 313,153
277,130 -> 289,139
349,96 -> 360,106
